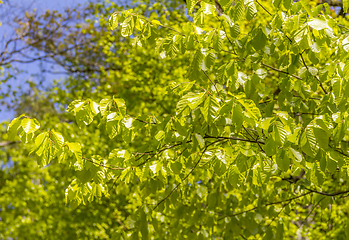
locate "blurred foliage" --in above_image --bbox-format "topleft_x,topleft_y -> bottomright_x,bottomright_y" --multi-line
2,0 -> 349,239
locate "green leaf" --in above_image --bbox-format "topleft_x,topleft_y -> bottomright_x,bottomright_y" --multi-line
273,0 -> 282,8
170,161 -> 182,174
57,148 -> 68,164
213,31 -> 223,52
276,150 -> 290,171
246,0 -> 257,21
232,104 -> 244,130
187,0 -> 200,14
174,119 -> 188,137
214,158 -> 226,176
170,81 -> 195,95
189,48 -> 205,79
230,24 -> 240,38
272,121 -> 288,146
121,17 -> 134,37
34,132 -> 49,157
344,0 -> 349,13
201,96 -> 219,124
195,133 -> 205,149
7,114 -> 24,140
21,118 -> 40,134
109,149 -> 130,164
301,127 -> 319,158
113,97 -> 126,116
283,0 -> 292,9
106,112 -> 122,139
205,52 -> 216,69
307,18 -> 328,31
288,147 -> 303,162
300,0 -> 313,18
90,101 -> 99,115
251,29 -> 267,51
233,0 -> 245,21
265,137 -> 277,156
71,100 -> 99,127
99,98 -> 113,116
67,142 -> 83,165
238,99 -> 261,121
313,127 -> 329,150
222,14 -> 233,27
196,185 -> 208,198
51,129 -> 65,148
109,12 -> 118,30
259,117 -> 275,131
155,130 -> 165,141
178,92 -> 205,112
201,2 -> 216,15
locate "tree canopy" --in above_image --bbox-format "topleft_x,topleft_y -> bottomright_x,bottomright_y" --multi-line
2,0 -> 349,239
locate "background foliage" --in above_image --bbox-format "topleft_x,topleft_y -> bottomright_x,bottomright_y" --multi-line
2,0 -> 349,239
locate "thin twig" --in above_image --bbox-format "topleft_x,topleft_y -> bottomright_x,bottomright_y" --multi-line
261,62 -> 302,80
108,171 -> 123,194
301,197 -> 325,226
135,133 -> 267,166
132,13 -> 186,37
338,24 -> 349,31
201,69 -> 222,100
126,114 -> 155,125
255,0 -> 272,16
153,139 -> 223,210
304,187 -> 349,197
242,125 -> 265,152
218,191 -> 312,221
266,201 -> 290,228
136,143 -> 183,167
83,157 -> 125,170
299,53 -> 327,94
204,135 -> 265,145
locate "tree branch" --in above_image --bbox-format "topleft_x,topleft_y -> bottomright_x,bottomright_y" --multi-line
261,62 -> 302,80
204,135 -> 265,145
218,191 -> 312,221
0,141 -> 18,147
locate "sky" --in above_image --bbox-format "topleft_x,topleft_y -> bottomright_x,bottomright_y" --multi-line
0,0 -> 93,122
